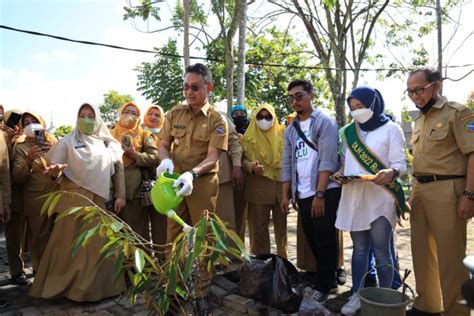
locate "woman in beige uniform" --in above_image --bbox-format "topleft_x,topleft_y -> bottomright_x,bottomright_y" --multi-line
111,102 -> 159,239
241,103 -> 287,258
142,104 -> 167,247
12,111 -> 57,273
30,103 -> 126,302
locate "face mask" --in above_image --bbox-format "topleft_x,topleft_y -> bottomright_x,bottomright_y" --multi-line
351,108 -> 374,124
144,127 -> 160,134
416,98 -> 437,114
77,118 -> 98,135
233,116 -> 249,129
256,119 -> 274,131
119,114 -> 139,129
24,123 -> 44,138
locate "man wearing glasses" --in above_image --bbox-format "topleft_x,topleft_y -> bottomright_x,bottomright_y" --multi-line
156,63 -> 228,242
406,67 -> 474,316
280,79 -> 341,303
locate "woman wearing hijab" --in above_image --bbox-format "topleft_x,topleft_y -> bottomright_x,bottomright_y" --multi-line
142,104 -> 167,247
336,86 -> 407,314
29,103 -> 126,302
241,103 -> 287,258
11,111 -> 57,276
111,102 -> 159,239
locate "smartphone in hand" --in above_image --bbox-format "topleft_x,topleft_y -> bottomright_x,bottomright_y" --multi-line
35,129 -> 45,150
6,112 -> 22,129
121,135 -> 131,147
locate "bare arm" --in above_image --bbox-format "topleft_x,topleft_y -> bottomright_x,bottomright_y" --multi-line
191,147 -> 222,176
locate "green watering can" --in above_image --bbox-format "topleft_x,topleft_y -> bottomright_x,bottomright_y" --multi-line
151,171 -> 192,232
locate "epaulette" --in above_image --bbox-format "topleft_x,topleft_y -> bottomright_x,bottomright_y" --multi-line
446,101 -> 468,112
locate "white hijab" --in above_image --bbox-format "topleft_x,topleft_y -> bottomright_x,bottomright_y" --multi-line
47,103 -> 123,200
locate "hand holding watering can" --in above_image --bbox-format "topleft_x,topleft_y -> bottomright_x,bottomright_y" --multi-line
153,159 -> 194,232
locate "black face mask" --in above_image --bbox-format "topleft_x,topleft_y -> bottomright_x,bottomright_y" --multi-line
233,116 -> 249,133
416,98 -> 437,114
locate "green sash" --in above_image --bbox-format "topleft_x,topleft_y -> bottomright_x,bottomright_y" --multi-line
343,122 -> 410,219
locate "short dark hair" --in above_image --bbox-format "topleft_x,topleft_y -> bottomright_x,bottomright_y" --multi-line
287,79 -> 314,93
185,63 -> 212,83
409,67 -> 442,83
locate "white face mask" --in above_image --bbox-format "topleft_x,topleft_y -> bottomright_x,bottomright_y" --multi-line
351,108 -> 374,124
24,123 -> 44,138
256,119 -> 274,131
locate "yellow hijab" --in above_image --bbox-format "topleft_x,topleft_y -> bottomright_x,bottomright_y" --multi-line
143,104 -> 164,144
241,103 -> 284,181
110,102 -> 144,167
20,110 -> 56,143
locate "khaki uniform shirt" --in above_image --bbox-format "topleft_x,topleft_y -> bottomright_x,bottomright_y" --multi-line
0,131 -> 11,208
12,139 -> 59,215
159,102 -> 228,174
242,157 -> 282,205
218,116 -> 242,184
411,96 -> 474,175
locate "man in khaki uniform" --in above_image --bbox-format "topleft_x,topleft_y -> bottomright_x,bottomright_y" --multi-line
407,67 -> 474,316
0,118 -> 12,307
157,63 -> 228,242
216,115 -> 243,232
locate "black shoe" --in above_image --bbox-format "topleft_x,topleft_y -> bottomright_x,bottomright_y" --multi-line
363,276 -> 378,288
336,268 -> 347,286
0,299 -> 7,308
406,307 -> 441,316
11,272 -> 30,286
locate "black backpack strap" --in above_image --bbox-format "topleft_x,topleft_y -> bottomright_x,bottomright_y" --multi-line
292,120 -> 317,151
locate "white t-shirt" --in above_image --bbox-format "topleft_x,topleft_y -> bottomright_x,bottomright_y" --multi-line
296,119 -> 318,199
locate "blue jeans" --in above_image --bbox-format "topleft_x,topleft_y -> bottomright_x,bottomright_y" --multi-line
367,234 -> 401,289
351,216 -> 394,292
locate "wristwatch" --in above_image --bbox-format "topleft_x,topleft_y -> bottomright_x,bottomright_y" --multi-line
463,190 -> 474,201
315,191 -> 326,199
391,168 -> 400,181
190,169 -> 199,180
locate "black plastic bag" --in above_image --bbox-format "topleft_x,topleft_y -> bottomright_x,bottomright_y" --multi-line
239,256 -> 273,302
239,254 -> 303,313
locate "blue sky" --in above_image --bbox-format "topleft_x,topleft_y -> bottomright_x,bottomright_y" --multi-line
1,1 -> 473,128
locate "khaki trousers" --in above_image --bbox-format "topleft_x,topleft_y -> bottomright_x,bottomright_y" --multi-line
120,198 -> 150,240
25,214 -> 53,271
411,179 -> 469,316
167,174 -> 219,243
248,202 -> 287,258
5,190 -> 26,277
216,182 -> 236,231
233,186 -> 247,241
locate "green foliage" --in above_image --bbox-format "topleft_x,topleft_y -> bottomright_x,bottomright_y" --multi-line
41,191 -> 249,315
401,106 -> 412,123
53,124 -> 73,139
135,40 -> 184,111
206,26 -> 330,120
467,91 -> 474,110
123,0 -> 164,21
99,90 -> 134,127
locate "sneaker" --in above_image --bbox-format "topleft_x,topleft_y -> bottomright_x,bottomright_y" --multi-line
310,289 -> 328,303
337,268 -> 347,286
341,293 -> 361,315
11,272 -> 30,286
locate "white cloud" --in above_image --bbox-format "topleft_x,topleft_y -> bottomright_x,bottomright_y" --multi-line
52,50 -> 76,61
0,68 -> 14,78
33,53 -> 49,62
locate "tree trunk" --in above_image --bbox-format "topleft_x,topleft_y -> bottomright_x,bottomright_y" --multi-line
236,0 -> 247,110
436,0 -> 443,94
183,0 -> 190,68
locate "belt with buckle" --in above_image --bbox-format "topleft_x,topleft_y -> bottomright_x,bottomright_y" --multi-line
414,174 -> 465,184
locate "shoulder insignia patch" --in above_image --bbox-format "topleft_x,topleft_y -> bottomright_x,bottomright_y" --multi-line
465,120 -> 474,133
215,127 -> 225,135
460,113 -> 474,122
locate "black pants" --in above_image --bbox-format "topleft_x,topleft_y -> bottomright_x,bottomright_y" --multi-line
298,187 -> 341,292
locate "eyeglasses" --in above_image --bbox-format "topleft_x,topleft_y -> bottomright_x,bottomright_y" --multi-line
405,82 -> 435,97
288,92 -> 308,103
256,114 -> 273,121
183,84 -> 203,92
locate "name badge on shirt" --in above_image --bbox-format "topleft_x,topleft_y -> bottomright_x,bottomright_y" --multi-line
74,144 -> 86,149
